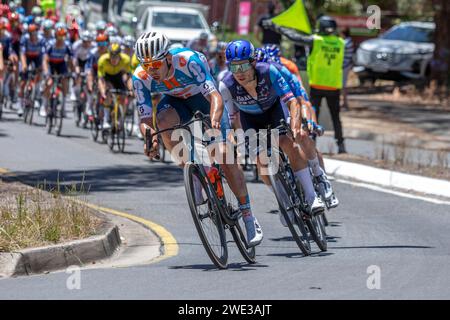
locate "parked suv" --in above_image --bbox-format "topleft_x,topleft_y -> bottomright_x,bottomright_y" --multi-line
354,21 -> 435,83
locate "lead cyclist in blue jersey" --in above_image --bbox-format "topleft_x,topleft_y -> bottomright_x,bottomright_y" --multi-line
219,40 -> 326,223
132,32 -> 263,247
255,47 -> 339,209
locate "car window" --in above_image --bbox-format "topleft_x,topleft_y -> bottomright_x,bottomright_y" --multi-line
381,25 -> 434,43
152,12 -> 204,29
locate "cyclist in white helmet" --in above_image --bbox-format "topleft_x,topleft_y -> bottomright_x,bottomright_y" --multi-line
133,31 -> 263,247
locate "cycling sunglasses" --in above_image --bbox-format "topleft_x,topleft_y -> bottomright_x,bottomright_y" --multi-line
97,41 -> 108,47
229,62 -> 252,74
142,59 -> 165,71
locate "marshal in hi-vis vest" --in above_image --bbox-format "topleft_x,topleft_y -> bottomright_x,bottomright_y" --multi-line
307,34 -> 345,90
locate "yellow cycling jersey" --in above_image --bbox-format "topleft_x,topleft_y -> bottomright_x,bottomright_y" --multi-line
97,53 -> 131,78
131,53 -> 140,73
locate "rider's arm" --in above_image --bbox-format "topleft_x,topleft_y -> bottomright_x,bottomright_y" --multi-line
19,41 -> 27,69
269,64 -> 302,139
263,20 -> 314,47
132,73 -> 158,156
218,80 -> 239,130
42,53 -> 49,76
97,57 -> 107,97
187,54 -> 223,128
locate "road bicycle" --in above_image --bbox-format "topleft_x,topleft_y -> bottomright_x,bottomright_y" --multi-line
74,72 -> 89,128
22,63 -> 39,126
106,88 -> 129,153
264,119 -> 328,254
46,74 -> 66,136
146,112 -> 256,269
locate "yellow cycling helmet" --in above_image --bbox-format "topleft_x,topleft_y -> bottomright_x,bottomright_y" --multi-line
108,42 -> 121,55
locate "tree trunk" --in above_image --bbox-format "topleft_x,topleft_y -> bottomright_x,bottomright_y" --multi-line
430,0 -> 450,104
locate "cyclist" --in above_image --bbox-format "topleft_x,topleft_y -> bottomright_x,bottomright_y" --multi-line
17,23 -> 46,117
95,20 -> 107,36
133,32 -> 263,246
41,19 -> 54,46
105,25 -> 118,38
85,33 -> 109,118
219,40 -> 325,222
66,15 -> 79,44
255,47 -> 338,209
41,23 -> 73,117
209,41 -> 228,82
72,29 -> 94,122
97,40 -> 133,129
186,31 -> 210,57
7,12 -> 20,104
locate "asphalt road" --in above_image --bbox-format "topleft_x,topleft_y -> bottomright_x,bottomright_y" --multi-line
1,105 -> 449,299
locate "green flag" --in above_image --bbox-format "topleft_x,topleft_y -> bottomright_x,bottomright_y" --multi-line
272,0 -> 312,34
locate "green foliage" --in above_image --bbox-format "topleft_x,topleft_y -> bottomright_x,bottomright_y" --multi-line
220,31 -> 261,48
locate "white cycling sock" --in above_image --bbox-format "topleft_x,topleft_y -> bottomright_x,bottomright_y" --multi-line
308,156 -> 324,177
294,168 -> 316,205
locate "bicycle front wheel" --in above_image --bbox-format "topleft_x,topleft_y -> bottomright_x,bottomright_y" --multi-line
305,212 -> 328,251
116,107 -> 126,153
55,97 -> 63,136
184,162 -> 228,269
220,171 -> 256,264
269,171 -> 311,256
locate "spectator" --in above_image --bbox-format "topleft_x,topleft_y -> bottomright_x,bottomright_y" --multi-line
263,16 -> 347,153
186,31 -> 209,57
341,27 -> 354,111
254,1 -> 282,47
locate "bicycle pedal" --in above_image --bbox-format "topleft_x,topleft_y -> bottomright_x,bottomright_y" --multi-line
326,195 -> 339,209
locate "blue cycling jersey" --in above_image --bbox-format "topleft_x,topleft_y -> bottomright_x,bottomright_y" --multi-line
271,62 -> 304,98
132,48 -> 216,120
219,62 -> 295,120
46,39 -> 73,64
20,33 -> 46,59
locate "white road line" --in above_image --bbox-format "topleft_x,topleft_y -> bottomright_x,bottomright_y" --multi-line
335,178 -> 450,206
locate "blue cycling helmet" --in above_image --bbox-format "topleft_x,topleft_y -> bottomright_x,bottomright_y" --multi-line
255,47 -> 268,63
264,44 -> 281,63
16,7 -> 25,15
225,40 -> 255,63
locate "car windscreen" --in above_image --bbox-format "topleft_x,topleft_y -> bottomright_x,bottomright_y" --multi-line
381,25 -> 434,43
152,12 -> 204,29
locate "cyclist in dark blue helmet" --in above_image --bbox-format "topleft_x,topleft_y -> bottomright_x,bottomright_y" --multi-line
255,47 -> 339,209
219,40 -> 326,222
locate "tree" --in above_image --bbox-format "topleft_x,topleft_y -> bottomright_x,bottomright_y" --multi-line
430,0 -> 450,91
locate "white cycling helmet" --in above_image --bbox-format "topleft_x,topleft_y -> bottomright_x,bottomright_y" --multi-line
135,31 -> 170,63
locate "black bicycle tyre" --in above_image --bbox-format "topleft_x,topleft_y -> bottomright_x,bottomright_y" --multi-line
305,213 -> 328,251
117,107 -> 126,153
184,162 -> 228,269
56,99 -> 63,136
46,99 -> 56,134
269,171 -> 312,256
220,172 -> 256,264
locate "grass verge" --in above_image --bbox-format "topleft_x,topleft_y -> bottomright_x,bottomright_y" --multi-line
0,180 -> 102,252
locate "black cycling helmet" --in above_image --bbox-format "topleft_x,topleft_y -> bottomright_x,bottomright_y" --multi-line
317,16 -> 337,35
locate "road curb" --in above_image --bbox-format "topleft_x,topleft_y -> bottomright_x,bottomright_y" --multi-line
0,222 -> 121,278
324,158 -> 450,199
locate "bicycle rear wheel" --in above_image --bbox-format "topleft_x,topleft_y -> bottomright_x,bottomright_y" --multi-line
269,169 -> 312,256
116,107 -> 126,153
184,162 -> 228,269
220,171 -> 256,264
